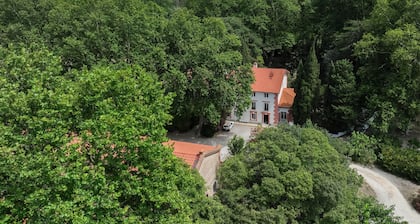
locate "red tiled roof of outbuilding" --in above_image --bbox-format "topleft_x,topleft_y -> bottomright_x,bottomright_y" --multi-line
251,67 -> 288,93
164,140 -> 217,168
279,88 -> 296,108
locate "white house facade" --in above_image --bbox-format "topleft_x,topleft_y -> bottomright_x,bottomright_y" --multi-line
229,66 -> 295,125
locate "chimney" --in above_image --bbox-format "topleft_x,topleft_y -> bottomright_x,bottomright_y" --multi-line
253,62 -> 258,68
269,71 -> 274,79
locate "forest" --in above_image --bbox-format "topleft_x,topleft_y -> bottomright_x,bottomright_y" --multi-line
0,0 -> 418,223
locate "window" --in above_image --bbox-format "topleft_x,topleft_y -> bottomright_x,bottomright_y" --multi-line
264,93 -> 269,98
252,92 -> 256,97
264,103 -> 269,111
280,112 -> 287,121
250,112 -> 257,121
251,102 -> 256,110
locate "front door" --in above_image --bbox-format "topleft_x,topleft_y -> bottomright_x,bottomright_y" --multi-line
263,114 -> 269,124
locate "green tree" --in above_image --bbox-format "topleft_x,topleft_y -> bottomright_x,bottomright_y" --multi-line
0,45 -> 213,223
325,59 -> 358,131
293,41 -> 321,124
0,0 -> 168,71
227,135 -> 245,155
349,132 -> 378,165
217,125 -> 358,223
354,0 -> 420,134
0,44 -> 75,149
216,125 -> 405,223
161,10 -> 254,133
185,0 -> 301,67
222,17 -> 264,64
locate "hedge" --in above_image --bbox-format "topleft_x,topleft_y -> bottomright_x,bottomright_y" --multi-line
380,146 -> 420,184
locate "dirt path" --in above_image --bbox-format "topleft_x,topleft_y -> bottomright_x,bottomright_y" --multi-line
350,164 -> 420,224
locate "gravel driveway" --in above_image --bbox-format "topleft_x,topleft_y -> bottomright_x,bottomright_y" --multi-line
167,122 -> 255,147
350,164 -> 420,223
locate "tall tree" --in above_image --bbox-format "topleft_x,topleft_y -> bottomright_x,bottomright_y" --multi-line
305,40 -> 322,113
354,0 -> 420,134
325,59 -> 358,132
185,0 -> 301,67
162,9 -> 254,133
293,41 -> 321,124
0,45 -> 214,223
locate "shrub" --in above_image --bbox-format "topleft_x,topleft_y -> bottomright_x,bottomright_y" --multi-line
381,146 -> 420,184
328,136 -> 353,158
349,132 -> 378,165
228,135 -> 245,155
200,123 -> 218,137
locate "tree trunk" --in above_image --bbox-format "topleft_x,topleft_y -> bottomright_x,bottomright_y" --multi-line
197,115 -> 204,136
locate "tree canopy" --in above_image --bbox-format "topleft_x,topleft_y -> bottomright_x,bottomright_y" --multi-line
216,124 -> 406,223
0,0 -> 418,222
1,0 -> 418,136
0,45 -> 215,223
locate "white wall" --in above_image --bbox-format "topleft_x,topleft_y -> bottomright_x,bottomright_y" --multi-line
279,108 -> 289,122
235,92 -> 276,124
198,152 -> 220,196
228,72 -> 290,125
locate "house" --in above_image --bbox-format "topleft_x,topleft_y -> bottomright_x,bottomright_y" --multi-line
164,140 -> 222,196
230,65 -> 295,125
278,87 -> 296,124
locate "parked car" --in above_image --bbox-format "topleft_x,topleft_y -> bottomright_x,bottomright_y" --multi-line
223,122 -> 234,131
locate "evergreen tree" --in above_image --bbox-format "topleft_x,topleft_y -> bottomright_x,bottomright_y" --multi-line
293,41 -> 321,124
326,59 -> 358,132
305,40 -> 321,114
292,60 -> 304,123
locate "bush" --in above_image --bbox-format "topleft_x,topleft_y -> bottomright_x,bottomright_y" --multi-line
228,135 -> 245,155
381,146 -> 420,184
200,123 -> 218,137
349,132 -> 378,165
328,136 -> 353,158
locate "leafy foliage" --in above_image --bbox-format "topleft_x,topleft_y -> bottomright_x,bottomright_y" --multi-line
0,1 -> 254,134
293,42 -> 321,124
185,0 -> 301,66
217,125 -> 364,223
325,59 -> 358,131
349,132 -> 378,165
354,0 -> 420,133
356,197 -> 407,224
227,135 -> 245,155
0,0 -> 418,222
161,9 -> 254,130
380,146 -> 420,184
0,46 -> 213,223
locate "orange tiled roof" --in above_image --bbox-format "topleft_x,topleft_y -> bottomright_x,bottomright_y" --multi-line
279,88 -> 296,108
164,140 -> 217,168
251,67 -> 288,93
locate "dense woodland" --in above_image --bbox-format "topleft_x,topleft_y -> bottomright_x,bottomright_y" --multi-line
0,0 -> 418,223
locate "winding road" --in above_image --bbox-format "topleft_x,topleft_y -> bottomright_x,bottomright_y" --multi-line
350,164 -> 420,224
